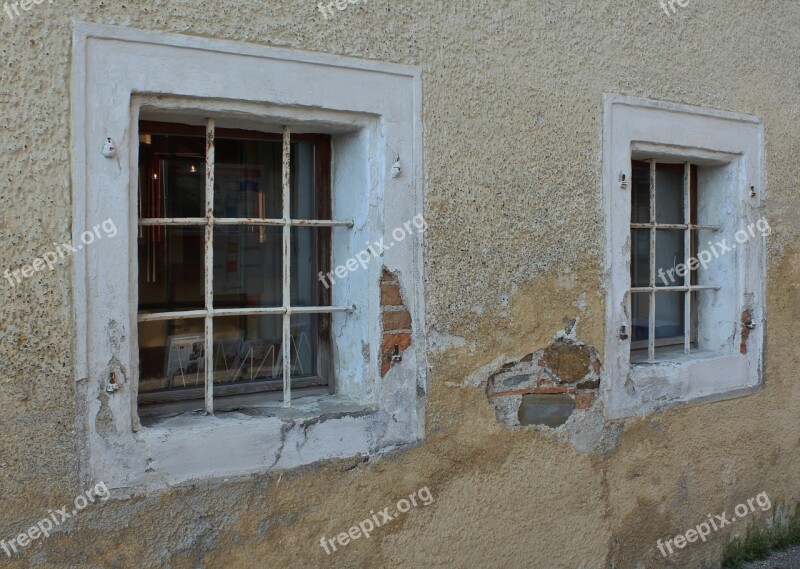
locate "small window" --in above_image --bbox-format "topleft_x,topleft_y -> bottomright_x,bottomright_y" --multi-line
136,120 -> 354,417
603,95 -> 765,419
629,160 -> 719,362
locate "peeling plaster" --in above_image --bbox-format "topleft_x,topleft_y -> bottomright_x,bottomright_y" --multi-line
452,322 -> 619,454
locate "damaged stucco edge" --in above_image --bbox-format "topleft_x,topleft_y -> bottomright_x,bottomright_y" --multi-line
410,65 -> 426,442
373,61 -> 426,443
70,22 -> 92,493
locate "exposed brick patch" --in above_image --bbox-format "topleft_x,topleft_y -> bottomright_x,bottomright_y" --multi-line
380,268 -> 412,377
740,309 -> 753,354
383,309 -> 412,331
574,392 -> 597,410
381,281 -> 403,306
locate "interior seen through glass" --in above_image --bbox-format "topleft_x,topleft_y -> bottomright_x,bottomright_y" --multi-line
630,161 -> 698,350
137,127 -> 327,399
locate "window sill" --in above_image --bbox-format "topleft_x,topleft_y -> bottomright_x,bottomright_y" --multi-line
614,351 -> 758,418
120,393 -> 380,489
630,346 -> 724,365
140,392 -> 376,429
139,387 -> 329,425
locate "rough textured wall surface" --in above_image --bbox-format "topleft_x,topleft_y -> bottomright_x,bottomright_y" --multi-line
0,1 -> 798,567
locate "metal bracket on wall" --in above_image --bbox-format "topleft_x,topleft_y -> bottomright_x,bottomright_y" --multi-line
106,371 -> 120,393
384,345 -> 403,363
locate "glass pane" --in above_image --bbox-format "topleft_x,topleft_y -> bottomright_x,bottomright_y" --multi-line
631,293 -> 649,342
213,138 -> 283,219
138,318 -> 205,393
139,132 -> 206,218
211,315 -> 322,386
138,226 -> 205,311
631,163 -> 651,223
290,314 -> 321,379
655,166 -> 685,224
211,315 -> 282,386
655,229 -> 685,287
213,226 -> 282,309
291,227 -> 329,306
290,142 -> 320,220
630,229 -> 651,287
655,292 -> 685,340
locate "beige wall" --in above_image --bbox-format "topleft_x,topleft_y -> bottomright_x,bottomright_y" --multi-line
0,1 -> 798,567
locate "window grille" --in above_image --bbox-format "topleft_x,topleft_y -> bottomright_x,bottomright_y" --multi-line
629,160 -> 720,362
137,119 -> 355,413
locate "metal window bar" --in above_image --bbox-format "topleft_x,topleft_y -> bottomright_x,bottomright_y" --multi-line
649,160 -> 656,362
683,161 -> 692,355
204,118 -> 215,414
630,160 -> 722,361
138,218 -> 353,227
282,125 -> 292,408
138,119 -> 356,414
629,223 -> 719,231
631,286 -> 720,293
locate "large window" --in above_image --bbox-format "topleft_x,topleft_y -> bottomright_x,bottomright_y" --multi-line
72,23 -> 423,488
136,120 -> 354,416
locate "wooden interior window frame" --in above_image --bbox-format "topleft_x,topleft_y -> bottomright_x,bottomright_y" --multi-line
136,119 -> 354,414
629,159 -> 720,362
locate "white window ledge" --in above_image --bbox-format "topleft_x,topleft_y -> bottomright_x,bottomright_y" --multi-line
135,397 -> 379,489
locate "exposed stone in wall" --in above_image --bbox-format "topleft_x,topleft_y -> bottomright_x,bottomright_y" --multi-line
485,324 -> 602,429
380,268 -> 412,377
542,340 -> 595,383
518,393 -> 575,428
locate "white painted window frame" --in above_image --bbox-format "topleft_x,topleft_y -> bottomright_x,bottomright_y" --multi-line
602,95 -> 766,420
71,23 -> 425,490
